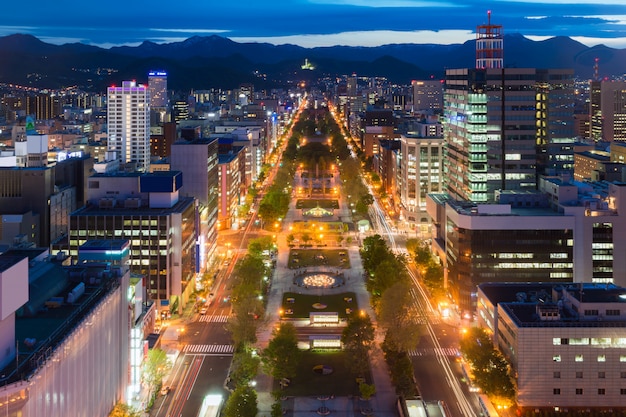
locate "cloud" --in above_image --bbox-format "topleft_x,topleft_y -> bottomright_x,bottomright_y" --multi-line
149,28 -> 231,34
307,0 -> 457,7
230,29 -> 474,48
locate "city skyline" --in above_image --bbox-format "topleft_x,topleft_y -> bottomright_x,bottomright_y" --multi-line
1,0 -> 626,49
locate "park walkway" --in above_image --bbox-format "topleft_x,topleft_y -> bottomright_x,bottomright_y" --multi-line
255,167 -> 398,417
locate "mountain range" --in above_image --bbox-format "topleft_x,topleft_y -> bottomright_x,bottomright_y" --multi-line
0,33 -> 624,92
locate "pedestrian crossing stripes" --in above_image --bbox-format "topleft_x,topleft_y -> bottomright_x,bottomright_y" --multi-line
412,316 -> 441,325
183,344 -> 234,354
408,347 -> 460,357
198,314 -> 230,323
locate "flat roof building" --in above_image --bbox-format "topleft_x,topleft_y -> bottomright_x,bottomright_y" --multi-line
478,282 -> 626,410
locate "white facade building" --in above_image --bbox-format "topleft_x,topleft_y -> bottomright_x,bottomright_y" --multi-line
399,134 -> 444,235
478,282 -> 626,410
107,81 -> 150,172
0,249 -> 130,417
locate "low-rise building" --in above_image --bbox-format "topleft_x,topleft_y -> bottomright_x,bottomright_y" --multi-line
478,282 -> 626,410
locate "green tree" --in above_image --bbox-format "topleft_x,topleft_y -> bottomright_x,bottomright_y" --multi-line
109,403 -> 141,417
460,327 -> 515,401
233,255 -> 267,297
143,349 -> 171,394
359,383 -> 376,400
341,312 -> 375,377
368,258 -> 408,298
360,234 -> 392,274
229,348 -> 260,387
248,236 -> 274,256
227,303 -> 259,350
286,233 -> 295,246
378,281 -> 420,352
261,323 -> 300,382
222,385 -> 258,417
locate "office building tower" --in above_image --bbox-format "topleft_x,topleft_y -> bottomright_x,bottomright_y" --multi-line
148,71 -> 168,107
69,172 -> 196,314
399,134 -> 445,235
411,80 -> 443,111
171,138 -> 220,267
589,80 -> 626,142
428,179 -> 626,313
444,68 -> 575,202
148,71 -> 169,124
362,109 -> 395,158
107,81 -> 151,172
173,100 -> 189,121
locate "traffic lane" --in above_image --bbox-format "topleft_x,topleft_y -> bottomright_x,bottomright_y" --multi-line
167,355 -> 204,417
186,320 -> 232,346
179,354 -> 231,417
411,325 -> 465,417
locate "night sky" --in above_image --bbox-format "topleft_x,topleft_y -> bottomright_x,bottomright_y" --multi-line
2,0 -> 626,48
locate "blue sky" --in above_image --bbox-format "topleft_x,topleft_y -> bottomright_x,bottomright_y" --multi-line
2,0 -> 626,48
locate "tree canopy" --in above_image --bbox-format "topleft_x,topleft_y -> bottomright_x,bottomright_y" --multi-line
261,323 -> 300,381
341,312 -> 375,377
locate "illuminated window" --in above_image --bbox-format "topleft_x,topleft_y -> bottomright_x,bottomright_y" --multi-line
575,355 -> 584,362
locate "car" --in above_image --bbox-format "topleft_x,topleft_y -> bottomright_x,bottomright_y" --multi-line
160,385 -> 171,395
200,307 -> 207,315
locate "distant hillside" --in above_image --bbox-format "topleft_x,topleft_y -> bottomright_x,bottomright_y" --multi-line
0,33 -> 624,91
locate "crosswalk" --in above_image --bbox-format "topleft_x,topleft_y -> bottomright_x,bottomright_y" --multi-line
408,347 -> 460,357
183,344 -> 234,354
198,314 -> 230,323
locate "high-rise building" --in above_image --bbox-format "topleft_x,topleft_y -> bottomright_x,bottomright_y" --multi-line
148,71 -> 169,125
171,138 -> 220,267
107,81 -> 151,172
399,134 -> 445,235
148,71 -> 168,107
444,67 -> 575,202
589,80 -> 626,142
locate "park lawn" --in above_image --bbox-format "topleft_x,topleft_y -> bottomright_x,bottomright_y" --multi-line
281,292 -> 357,319
296,199 -> 339,209
288,248 -> 350,268
279,351 -> 369,397
290,221 -> 345,233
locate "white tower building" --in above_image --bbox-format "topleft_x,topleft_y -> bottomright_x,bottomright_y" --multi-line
107,81 -> 150,172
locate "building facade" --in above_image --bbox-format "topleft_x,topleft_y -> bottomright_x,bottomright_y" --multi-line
107,81 -> 151,172
428,179 -> 626,313
478,282 -> 626,410
444,68 -> 575,202
399,134 -> 445,235
69,172 -> 196,313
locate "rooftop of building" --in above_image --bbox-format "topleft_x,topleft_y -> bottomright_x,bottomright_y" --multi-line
72,196 -> 194,216
480,282 -> 626,328
0,248 -> 48,271
575,150 -> 610,161
79,240 -> 130,251
91,170 -> 181,179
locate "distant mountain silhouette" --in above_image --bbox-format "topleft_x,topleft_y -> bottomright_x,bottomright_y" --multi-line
0,33 -> 624,91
